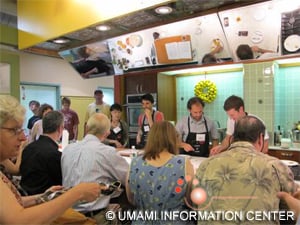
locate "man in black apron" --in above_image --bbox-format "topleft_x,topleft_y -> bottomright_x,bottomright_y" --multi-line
176,97 -> 219,157
136,93 -> 164,149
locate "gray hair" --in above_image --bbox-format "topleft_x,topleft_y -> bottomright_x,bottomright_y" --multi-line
0,95 -> 25,126
86,113 -> 110,136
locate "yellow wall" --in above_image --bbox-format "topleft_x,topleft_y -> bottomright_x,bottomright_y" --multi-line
65,96 -> 94,140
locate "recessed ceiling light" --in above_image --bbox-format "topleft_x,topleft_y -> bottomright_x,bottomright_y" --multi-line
96,25 -> 111,31
52,38 -> 70,44
155,6 -> 173,15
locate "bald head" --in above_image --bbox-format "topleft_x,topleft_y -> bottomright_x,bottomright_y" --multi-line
233,116 -> 265,144
86,113 -> 111,137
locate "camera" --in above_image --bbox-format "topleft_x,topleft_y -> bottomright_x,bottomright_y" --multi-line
99,181 -> 121,195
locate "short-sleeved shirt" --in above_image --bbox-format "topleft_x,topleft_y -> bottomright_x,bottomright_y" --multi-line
193,141 -> 298,225
176,115 -> 218,142
226,113 -> 269,139
84,102 -> 110,123
60,109 -> 79,140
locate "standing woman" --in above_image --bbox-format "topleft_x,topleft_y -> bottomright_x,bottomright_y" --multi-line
0,95 -> 104,224
105,103 -> 129,148
126,121 -> 194,225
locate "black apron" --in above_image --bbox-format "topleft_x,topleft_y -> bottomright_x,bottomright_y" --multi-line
138,110 -> 155,149
107,122 -> 124,147
180,116 -> 210,157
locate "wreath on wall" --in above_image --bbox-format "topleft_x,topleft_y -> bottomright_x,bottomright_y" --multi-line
194,80 -> 217,103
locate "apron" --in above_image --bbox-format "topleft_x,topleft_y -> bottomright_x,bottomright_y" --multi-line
180,116 -> 210,157
139,110 -> 155,149
107,121 -> 124,147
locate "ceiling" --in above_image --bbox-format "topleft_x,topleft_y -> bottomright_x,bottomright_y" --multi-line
1,0 -> 268,57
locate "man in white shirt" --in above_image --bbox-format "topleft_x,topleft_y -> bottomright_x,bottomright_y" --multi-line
210,95 -> 269,155
84,89 -> 110,135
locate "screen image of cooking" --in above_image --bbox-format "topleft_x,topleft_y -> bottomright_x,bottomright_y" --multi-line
59,42 -> 115,79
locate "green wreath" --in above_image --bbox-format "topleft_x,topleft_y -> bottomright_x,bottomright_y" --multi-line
194,80 -> 217,103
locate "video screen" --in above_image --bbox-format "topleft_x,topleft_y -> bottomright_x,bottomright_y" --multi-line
59,41 -> 115,79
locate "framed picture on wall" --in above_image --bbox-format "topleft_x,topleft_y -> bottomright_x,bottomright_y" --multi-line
0,63 -> 11,94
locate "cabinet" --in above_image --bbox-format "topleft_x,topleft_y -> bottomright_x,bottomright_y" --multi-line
125,73 -> 157,94
268,149 -> 300,164
114,70 -> 177,122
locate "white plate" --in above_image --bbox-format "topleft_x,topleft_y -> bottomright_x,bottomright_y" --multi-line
281,159 -> 299,167
284,34 -> 300,52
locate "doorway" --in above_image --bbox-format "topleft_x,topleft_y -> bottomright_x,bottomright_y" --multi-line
20,82 -> 61,134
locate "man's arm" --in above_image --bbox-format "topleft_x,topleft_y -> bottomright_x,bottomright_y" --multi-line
210,134 -> 232,156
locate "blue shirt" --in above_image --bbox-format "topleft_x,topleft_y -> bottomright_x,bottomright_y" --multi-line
61,134 -> 129,212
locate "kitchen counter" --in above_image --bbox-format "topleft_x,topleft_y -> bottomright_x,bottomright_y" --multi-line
269,146 -> 300,151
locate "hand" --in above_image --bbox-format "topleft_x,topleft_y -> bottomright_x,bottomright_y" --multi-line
114,140 -> 123,148
251,46 -> 261,53
182,143 -> 194,152
73,183 -> 105,202
210,146 -> 222,156
213,44 -> 223,54
277,191 -> 300,218
144,109 -> 152,118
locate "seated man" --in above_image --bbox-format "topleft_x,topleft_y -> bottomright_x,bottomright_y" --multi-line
61,113 -> 129,223
20,111 -> 64,195
188,116 -> 299,225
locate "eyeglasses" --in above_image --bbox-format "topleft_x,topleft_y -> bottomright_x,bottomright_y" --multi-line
0,127 -> 25,135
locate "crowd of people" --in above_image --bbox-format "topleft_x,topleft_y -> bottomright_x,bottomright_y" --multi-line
0,89 -> 299,224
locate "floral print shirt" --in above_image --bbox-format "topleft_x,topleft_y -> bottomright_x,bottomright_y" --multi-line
193,142 -> 298,225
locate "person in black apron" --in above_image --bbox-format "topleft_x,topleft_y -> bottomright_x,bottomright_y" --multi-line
136,93 -> 164,149
176,96 -> 219,157
180,116 -> 210,157
105,103 -> 129,148
138,110 -> 155,149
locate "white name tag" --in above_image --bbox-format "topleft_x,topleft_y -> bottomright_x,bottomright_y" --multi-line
113,126 -> 121,134
196,134 -> 205,142
144,125 -> 150,132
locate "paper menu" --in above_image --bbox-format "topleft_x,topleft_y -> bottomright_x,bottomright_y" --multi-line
165,41 -> 192,60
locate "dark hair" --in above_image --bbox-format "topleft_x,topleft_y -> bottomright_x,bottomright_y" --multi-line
94,90 -> 103,95
29,100 -> 40,107
110,103 -> 122,112
233,116 -> 265,143
236,44 -> 254,60
201,53 -> 217,64
143,121 -> 179,160
141,93 -> 154,104
61,97 -> 71,105
223,95 -> 244,111
42,111 -> 64,134
187,97 -> 205,110
37,104 -> 53,118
